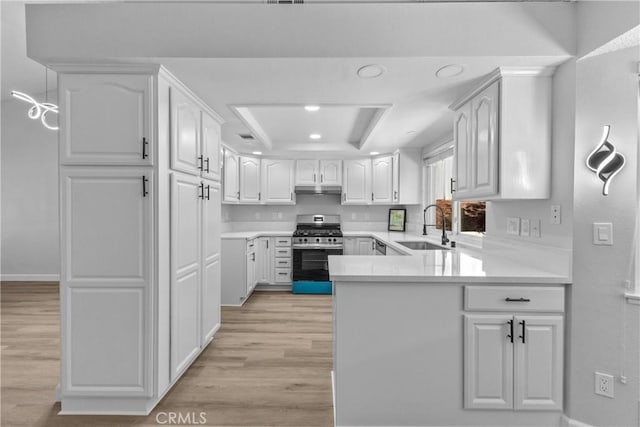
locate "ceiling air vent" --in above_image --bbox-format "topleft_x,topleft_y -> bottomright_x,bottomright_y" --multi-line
238,134 -> 255,141
265,0 -> 304,4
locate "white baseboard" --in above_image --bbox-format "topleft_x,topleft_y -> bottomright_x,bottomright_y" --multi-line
0,274 -> 60,282
561,415 -> 593,427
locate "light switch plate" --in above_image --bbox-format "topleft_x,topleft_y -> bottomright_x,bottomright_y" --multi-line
521,219 -> 531,237
593,222 -> 613,245
507,217 -> 520,235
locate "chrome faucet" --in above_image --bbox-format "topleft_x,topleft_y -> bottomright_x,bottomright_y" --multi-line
423,204 -> 450,246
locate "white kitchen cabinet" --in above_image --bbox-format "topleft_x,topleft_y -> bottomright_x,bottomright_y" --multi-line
392,149 -> 422,205
246,239 -> 258,295
201,111 -> 222,182
170,173 -> 202,380
201,181 -> 221,343
223,149 -> 240,203
295,159 -> 318,185
170,88 -> 201,176
450,68 -> 553,200
464,286 -> 564,411
273,237 -> 292,284
59,73 -> 153,166
256,237 -> 274,284
261,159 -> 295,204
60,166 -> 153,397
320,160 -> 342,186
239,156 -> 261,203
343,237 -> 356,255
343,159 -> 371,205
295,159 -> 342,186
357,237 -> 374,255
372,155 -> 393,204
57,66 -> 223,415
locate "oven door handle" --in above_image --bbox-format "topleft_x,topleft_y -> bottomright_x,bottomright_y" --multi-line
292,244 -> 344,250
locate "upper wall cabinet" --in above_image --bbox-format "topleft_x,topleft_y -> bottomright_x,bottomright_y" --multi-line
239,156 -> 261,203
450,67 -> 553,201
170,88 -> 223,180
171,88 -> 201,175
201,112 -> 222,182
392,150 -> 421,205
59,73 -> 153,165
295,160 -> 342,186
261,159 -> 295,204
372,155 -> 393,204
343,159 -> 371,205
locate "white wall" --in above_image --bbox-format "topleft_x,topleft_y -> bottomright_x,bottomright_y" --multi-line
485,59 -> 575,251
566,42 -> 639,426
1,92 -> 59,280
222,194 -> 423,234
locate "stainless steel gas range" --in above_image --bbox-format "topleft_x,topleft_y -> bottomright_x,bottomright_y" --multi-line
291,214 -> 343,293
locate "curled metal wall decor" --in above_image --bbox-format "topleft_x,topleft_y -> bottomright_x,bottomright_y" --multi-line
10,90 -> 59,131
586,125 -> 625,196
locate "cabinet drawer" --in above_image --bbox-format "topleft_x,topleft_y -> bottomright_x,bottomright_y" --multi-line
274,247 -> 291,258
465,286 -> 564,312
275,237 -> 291,247
274,258 -> 291,268
274,268 -> 291,282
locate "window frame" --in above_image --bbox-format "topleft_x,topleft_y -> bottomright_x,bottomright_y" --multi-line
423,142 -> 485,248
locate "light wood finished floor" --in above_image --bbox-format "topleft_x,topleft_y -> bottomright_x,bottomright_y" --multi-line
1,282 -> 334,426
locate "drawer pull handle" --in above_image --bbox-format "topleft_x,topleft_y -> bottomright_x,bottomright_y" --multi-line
506,319 -> 514,343
519,320 -> 526,343
505,297 -> 531,302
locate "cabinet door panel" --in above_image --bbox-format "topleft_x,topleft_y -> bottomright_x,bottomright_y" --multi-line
320,160 -> 342,185
60,74 -> 153,165
514,316 -> 563,410
471,82 -> 499,197
203,181 -> 221,262
201,257 -> 221,343
223,150 -> 239,202
464,314 -> 513,409
201,112 -> 221,181
239,157 -> 261,203
296,160 -> 318,185
170,173 -> 202,379
61,167 -> 152,284
454,107 -> 471,197
343,159 -> 371,204
171,88 -> 201,176
261,159 -> 294,203
372,156 -> 393,204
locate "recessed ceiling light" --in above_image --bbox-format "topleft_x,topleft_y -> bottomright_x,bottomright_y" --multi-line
436,64 -> 465,79
309,133 -> 322,140
304,105 -> 320,112
252,151 -> 262,155
357,64 -> 385,79
370,151 -> 380,156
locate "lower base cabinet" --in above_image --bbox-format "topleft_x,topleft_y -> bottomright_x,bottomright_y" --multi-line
221,238 -> 257,305
463,286 -> 564,411
343,237 -> 374,255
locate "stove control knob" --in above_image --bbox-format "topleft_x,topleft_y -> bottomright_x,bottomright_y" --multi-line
304,238 -> 307,242
316,238 -> 320,243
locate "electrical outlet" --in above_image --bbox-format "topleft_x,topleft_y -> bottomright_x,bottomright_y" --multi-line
531,219 -> 541,238
521,219 -> 531,237
551,205 -> 561,224
507,217 -> 520,235
595,372 -> 614,398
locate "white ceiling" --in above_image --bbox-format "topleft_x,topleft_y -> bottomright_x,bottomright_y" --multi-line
4,1 -> 574,156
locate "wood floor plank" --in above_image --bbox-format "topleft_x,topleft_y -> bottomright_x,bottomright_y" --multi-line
1,284 -> 334,426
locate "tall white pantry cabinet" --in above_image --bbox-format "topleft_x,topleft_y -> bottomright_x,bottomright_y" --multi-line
57,64 -> 223,415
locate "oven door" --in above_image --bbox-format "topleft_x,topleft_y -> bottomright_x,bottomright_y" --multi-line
292,247 -> 343,282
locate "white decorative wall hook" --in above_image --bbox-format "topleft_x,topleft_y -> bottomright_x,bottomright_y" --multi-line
585,125 -> 625,196
10,90 -> 59,131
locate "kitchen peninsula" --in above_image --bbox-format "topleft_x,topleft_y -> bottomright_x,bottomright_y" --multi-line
329,238 -> 571,427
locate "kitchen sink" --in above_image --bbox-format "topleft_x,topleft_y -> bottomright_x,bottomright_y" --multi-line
397,241 -> 449,250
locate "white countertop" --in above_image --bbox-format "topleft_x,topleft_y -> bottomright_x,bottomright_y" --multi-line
222,229 -> 571,284
333,231 -> 570,284
221,231 -> 293,239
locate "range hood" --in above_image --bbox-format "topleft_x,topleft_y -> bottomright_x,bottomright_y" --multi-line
294,185 -> 342,195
